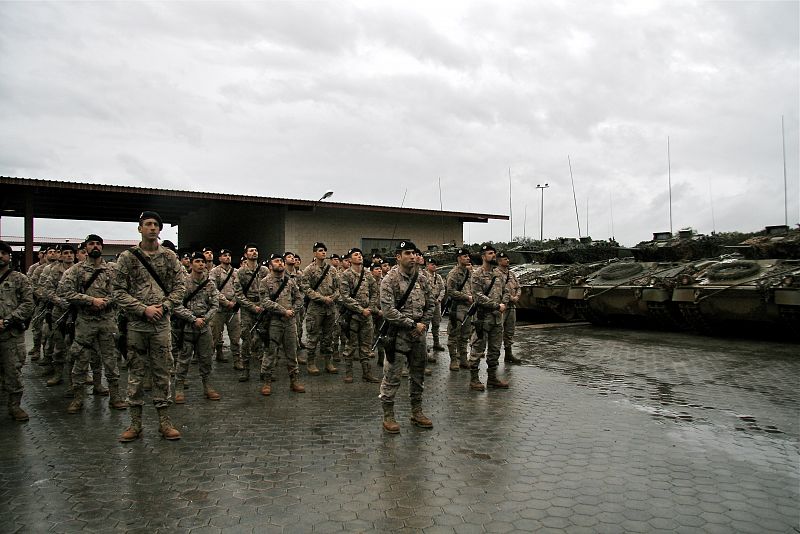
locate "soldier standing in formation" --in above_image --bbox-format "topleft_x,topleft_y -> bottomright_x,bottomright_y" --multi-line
467,245 -> 510,391
496,252 -> 521,364
113,211 -> 185,442
300,242 -> 339,376
425,258 -> 446,355
445,248 -> 473,371
338,248 -> 381,384
59,234 -> 128,413
378,241 -> 434,434
29,245 -> 59,371
173,252 -> 222,404
258,253 -> 305,395
234,244 -> 265,383
0,240 -> 35,422
209,248 -> 240,366
42,244 -> 75,387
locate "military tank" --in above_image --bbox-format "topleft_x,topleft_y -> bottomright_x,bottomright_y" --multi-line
513,262 -> 607,321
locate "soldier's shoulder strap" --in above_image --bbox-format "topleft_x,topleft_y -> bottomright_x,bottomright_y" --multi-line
241,265 -> 261,295
311,264 -> 330,291
350,267 -> 366,297
0,270 -> 11,286
129,248 -> 168,296
270,277 -> 290,301
183,278 -> 210,306
395,270 -> 419,311
456,268 -> 470,291
82,267 -> 104,293
217,266 -> 235,291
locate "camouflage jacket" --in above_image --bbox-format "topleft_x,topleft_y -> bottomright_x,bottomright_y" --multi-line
380,266 -> 433,330
209,264 -> 237,306
426,270 -> 445,303
446,264 -> 473,310
112,245 -> 186,328
261,272 -> 303,321
339,267 -> 379,322
43,262 -> 72,313
301,261 -> 339,305
234,262 -> 265,314
174,273 -> 219,328
26,261 -> 40,277
58,259 -> 114,319
498,267 -> 521,308
0,269 -> 34,339
31,261 -> 58,301
471,266 -> 509,324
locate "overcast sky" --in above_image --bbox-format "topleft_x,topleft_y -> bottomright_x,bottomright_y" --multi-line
1,0 -> 798,247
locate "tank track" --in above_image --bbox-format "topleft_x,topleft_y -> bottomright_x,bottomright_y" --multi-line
574,300 -> 609,325
646,301 -> 686,330
678,302 -> 714,334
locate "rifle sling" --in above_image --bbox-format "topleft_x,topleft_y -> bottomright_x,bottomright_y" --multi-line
217,267 -> 234,291
270,277 -> 289,302
396,270 -> 419,315
82,268 -> 103,293
129,248 -> 170,296
241,265 -> 261,296
0,270 -> 10,287
183,278 -> 210,306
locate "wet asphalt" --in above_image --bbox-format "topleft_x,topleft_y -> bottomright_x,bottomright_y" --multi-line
1,324 -> 798,533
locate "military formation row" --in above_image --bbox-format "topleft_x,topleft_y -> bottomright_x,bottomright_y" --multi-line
0,210 -> 521,438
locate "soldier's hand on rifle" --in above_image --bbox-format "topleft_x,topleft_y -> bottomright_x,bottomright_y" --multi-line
284,309 -> 295,318
0,320 -> 5,332
226,301 -> 236,309
90,297 -> 107,310
322,296 -> 334,305
194,317 -> 205,328
499,303 -> 507,313
411,322 -> 426,337
255,305 -> 264,314
361,309 -> 371,317
144,304 -> 163,321
467,295 -> 474,304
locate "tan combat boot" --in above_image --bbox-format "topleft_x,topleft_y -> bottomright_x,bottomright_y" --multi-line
92,372 -> 109,396
174,380 -> 186,404
8,393 -> 29,422
67,384 -> 84,414
306,357 -> 320,376
382,403 -> 400,434
469,369 -> 485,391
504,347 -> 521,365
203,380 -> 221,400
118,405 -> 143,442
409,402 -> 433,429
290,376 -> 306,393
108,382 -> 128,410
361,361 -> 381,383
343,361 -> 354,383
46,364 -> 64,387
260,381 -> 272,396
157,408 -> 181,440
324,357 -> 338,374
487,369 -> 509,389
449,359 -> 460,371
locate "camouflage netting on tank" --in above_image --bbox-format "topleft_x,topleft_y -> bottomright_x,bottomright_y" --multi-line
596,262 -> 644,280
740,230 -> 800,259
705,260 -> 761,281
633,235 -> 723,262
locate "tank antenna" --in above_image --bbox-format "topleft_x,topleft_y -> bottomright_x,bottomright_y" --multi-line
568,155 -> 582,238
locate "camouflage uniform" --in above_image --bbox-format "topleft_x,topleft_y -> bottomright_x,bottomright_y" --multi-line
339,267 -> 380,381
173,273 -> 219,389
300,262 -> 339,373
499,267 -> 520,359
468,266 -> 509,376
59,258 -> 124,406
286,266 -> 305,357
429,270 -> 446,350
209,263 -> 241,364
113,245 -> 185,409
378,266 -> 434,406
445,264 -> 473,368
0,269 -> 34,420
372,274 -> 386,365
259,271 -> 303,382
30,260 -> 57,367
42,261 -> 72,384
25,261 -> 42,360
234,262 -> 266,379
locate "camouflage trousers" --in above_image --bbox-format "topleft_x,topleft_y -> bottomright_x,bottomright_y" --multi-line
295,306 -> 305,347
469,315 -> 503,370
211,308 -> 241,358
48,315 -> 69,369
447,306 -> 472,364
175,326 -> 213,382
304,302 -> 335,361
240,309 -> 265,371
29,301 -> 45,356
0,334 -> 24,394
343,316 -> 374,371
379,329 -> 426,405
258,318 -> 299,379
431,302 -> 442,342
69,316 -> 119,389
502,307 -> 516,351
125,324 -> 173,408
372,316 -> 386,363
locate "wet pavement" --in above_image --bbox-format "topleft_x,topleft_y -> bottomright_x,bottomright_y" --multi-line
1,324 -> 798,533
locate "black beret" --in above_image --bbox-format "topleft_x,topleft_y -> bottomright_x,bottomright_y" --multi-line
202,247 -> 214,253
347,248 -> 362,257
269,253 -> 283,261
480,244 -> 497,253
370,262 -> 382,270
0,240 -> 12,254
396,240 -> 417,252
77,242 -> 87,250
182,253 -> 191,259
59,244 -> 75,253
427,257 -> 438,265
455,248 -> 469,257
371,253 -> 382,259
219,248 -> 231,255
283,251 -> 295,258
46,244 -> 58,252
139,210 -> 163,229
191,251 -> 205,261
161,240 -> 176,252
39,245 -> 48,253
294,255 -> 301,261
85,234 -> 104,245
497,251 -> 508,259
313,242 -> 327,251
330,254 -> 340,260
244,243 -> 259,251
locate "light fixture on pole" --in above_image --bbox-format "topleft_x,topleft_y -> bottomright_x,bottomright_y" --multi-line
313,190 -> 334,211
536,183 -> 549,241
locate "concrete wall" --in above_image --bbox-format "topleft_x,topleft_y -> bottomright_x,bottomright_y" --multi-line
179,201 -> 285,259
284,206 -> 463,257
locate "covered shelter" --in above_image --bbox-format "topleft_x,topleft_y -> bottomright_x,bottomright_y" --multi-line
1,177 -> 507,269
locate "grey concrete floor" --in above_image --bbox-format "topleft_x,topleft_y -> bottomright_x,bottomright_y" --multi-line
1,324 -> 798,533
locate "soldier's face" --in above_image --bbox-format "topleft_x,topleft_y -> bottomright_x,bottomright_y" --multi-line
220,253 -> 231,264
371,267 -> 381,279
0,251 -> 9,268
499,257 -> 510,268
38,251 -> 45,261
426,263 -> 437,273
396,250 -> 416,269
350,252 -> 363,265
381,263 -> 390,274
330,258 -> 340,268
181,257 -> 191,267
271,258 -> 285,272
191,259 -> 206,274
86,241 -> 103,258
314,248 -> 326,260
138,219 -> 161,240
342,259 -> 351,269
295,258 -> 302,268
46,249 -> 58,261
245,248 -> 259,261
203,251 -> 214,262
76,249 -> 87,262
61,250 -> 74,263
284,254 -> 295,266
457,254 -> 470,267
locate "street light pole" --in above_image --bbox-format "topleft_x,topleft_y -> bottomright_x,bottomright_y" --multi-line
313,190 -> 334,211
536,183 -> 549,242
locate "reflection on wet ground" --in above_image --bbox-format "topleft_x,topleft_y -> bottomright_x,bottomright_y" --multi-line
1,325 -> 798,533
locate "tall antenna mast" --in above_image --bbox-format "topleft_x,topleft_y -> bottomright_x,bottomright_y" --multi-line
708,177 -> 716,234
438,177 -> 445,245
586,198 -> 589,238
389,188 -> 408,245
667,136 -> 673,235
782,115 -> 788,226
508,167 -> 513,242
568,155 -> 582,237
609,192 -> 615,241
